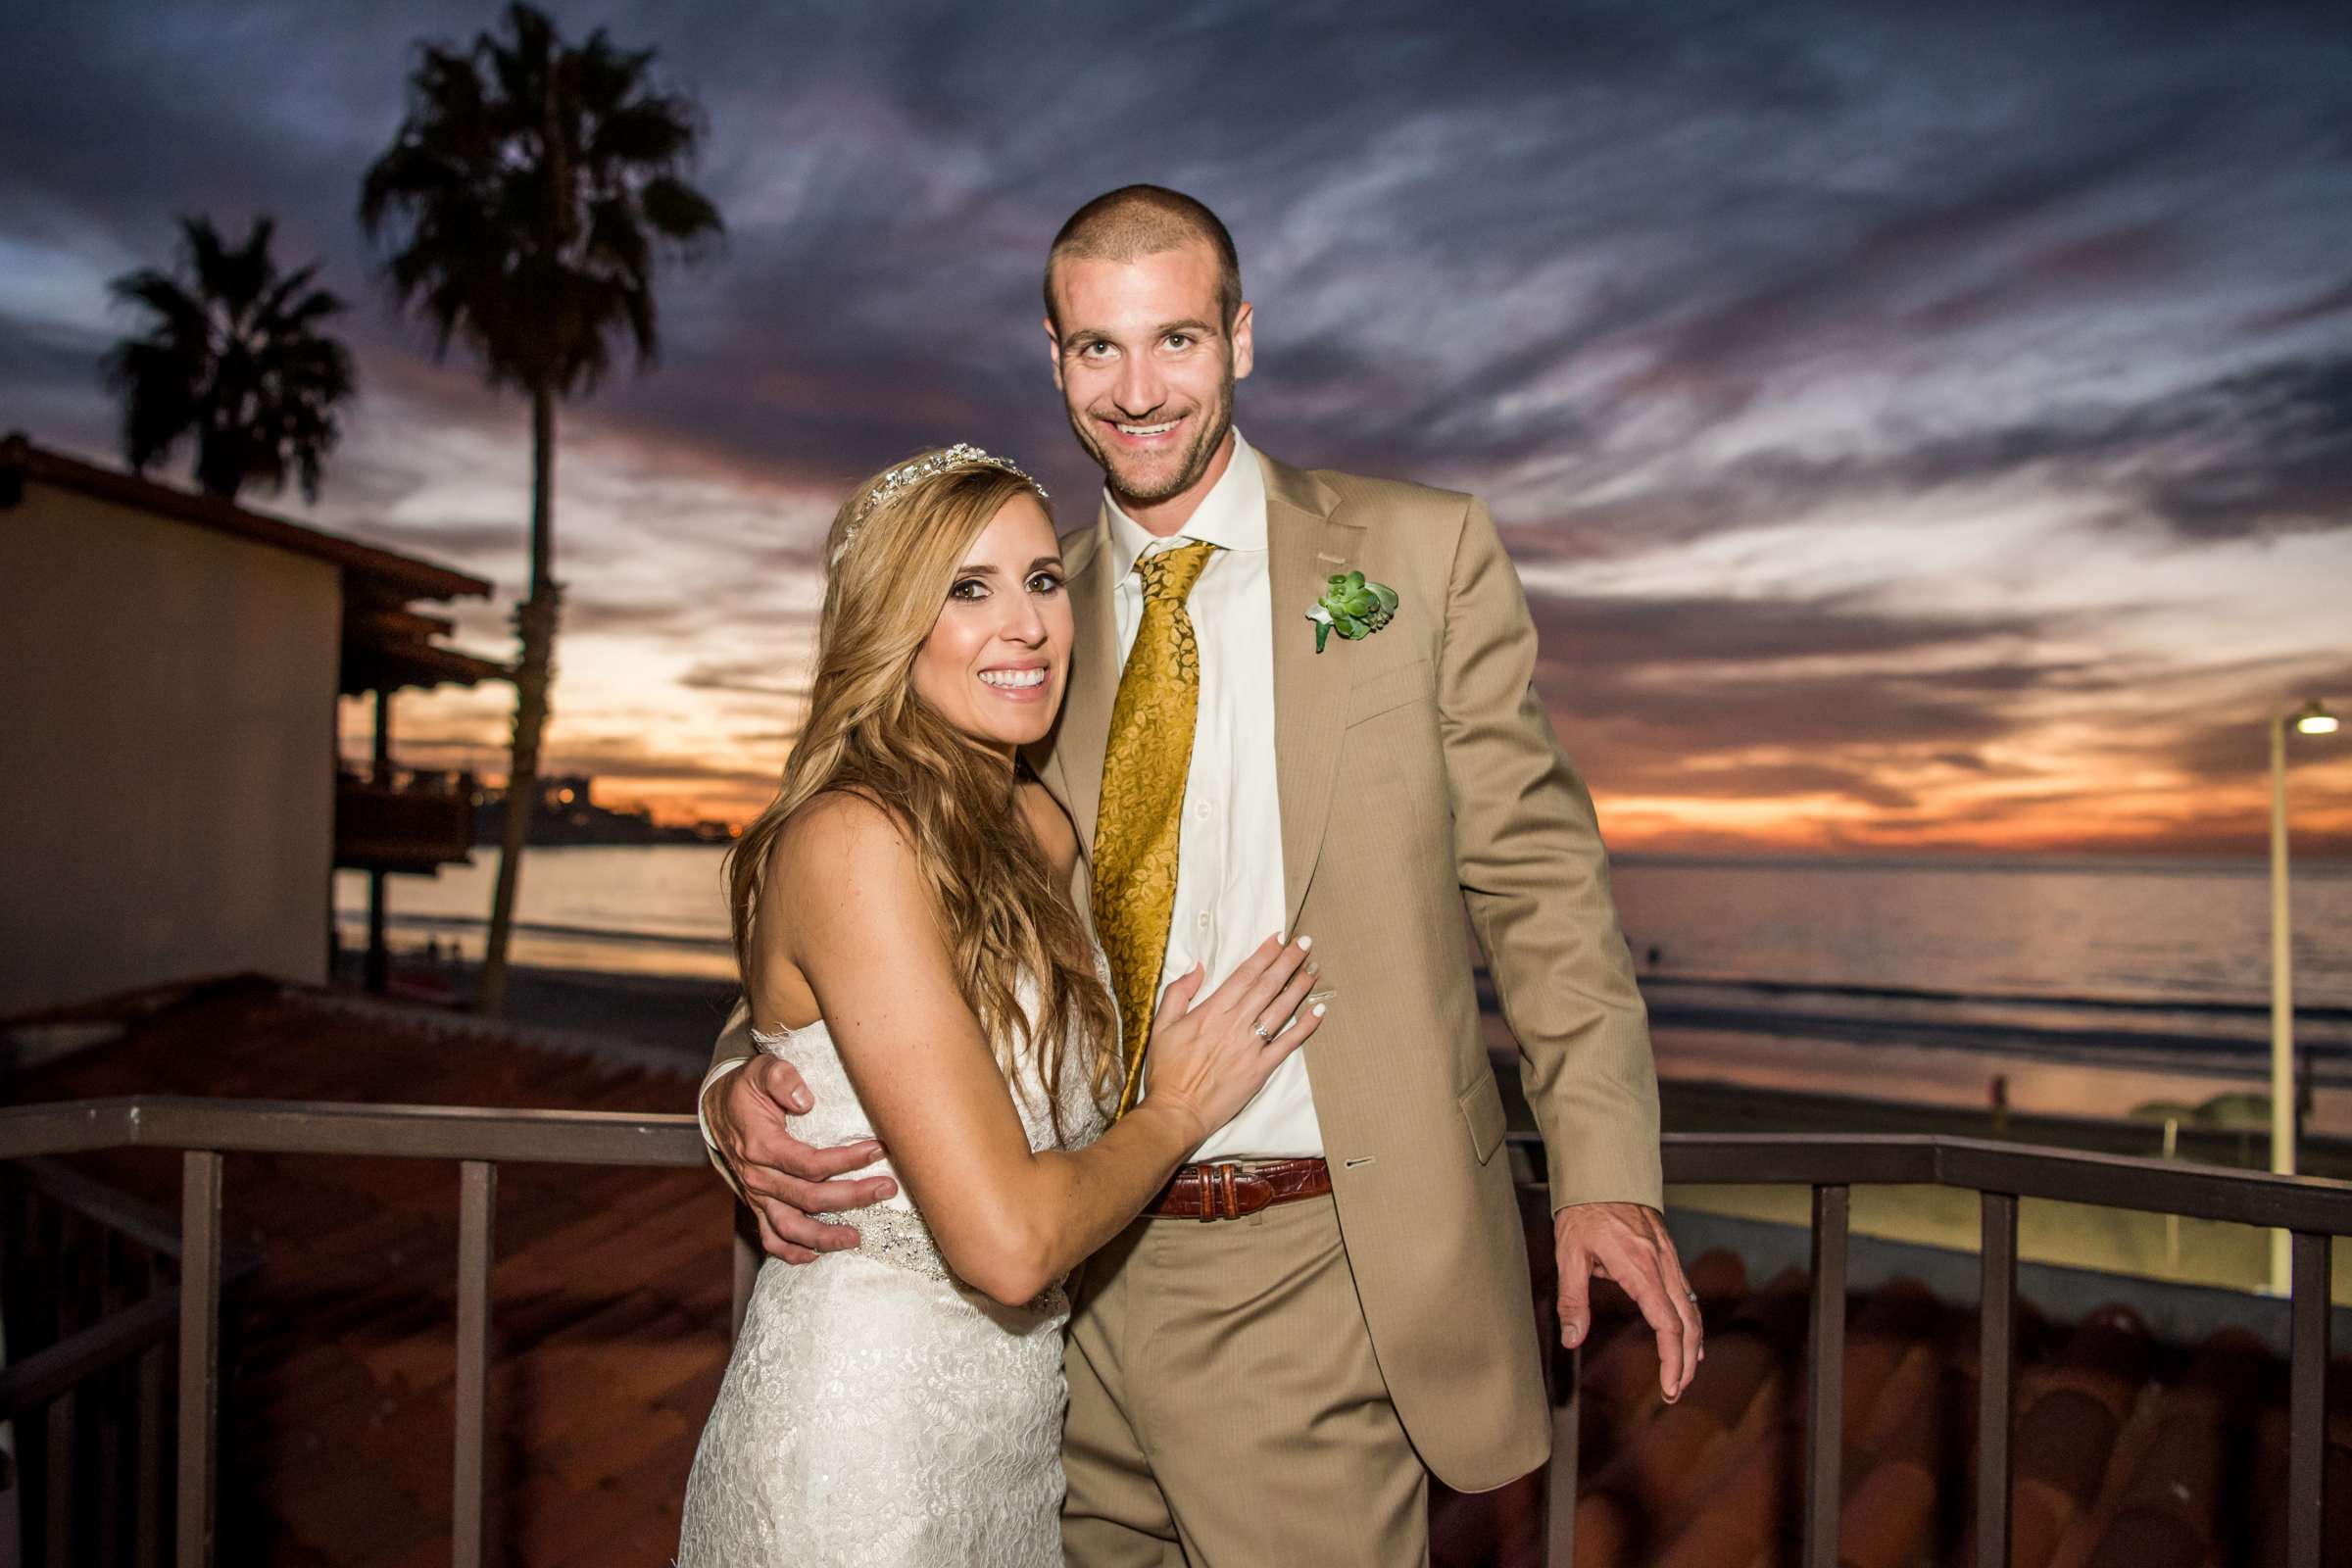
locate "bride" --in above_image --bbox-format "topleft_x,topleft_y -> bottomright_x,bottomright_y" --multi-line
676,446 -> 1322,1566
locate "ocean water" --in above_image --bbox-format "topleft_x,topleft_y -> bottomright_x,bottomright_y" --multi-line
1603,855 -> 2352,1133
336,847 -> 2352,1130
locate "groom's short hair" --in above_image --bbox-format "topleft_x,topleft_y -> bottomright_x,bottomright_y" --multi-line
1045,186 -> 1242,332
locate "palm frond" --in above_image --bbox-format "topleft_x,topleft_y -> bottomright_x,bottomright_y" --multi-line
100,212 -> 357,499
639,175 -> 724,251
356,2 -> 721,397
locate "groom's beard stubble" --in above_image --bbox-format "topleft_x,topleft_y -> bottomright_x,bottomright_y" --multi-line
1068,365 -> 1236,512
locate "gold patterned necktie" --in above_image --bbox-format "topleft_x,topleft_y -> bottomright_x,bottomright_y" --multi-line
1092,538 -> 1220,1119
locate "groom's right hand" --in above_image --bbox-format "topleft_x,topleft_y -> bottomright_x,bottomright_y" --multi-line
706,1058 -> 899,1263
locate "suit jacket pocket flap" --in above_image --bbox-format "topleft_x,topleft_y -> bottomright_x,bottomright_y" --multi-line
1458,1070 -> 1508,1165
1345,656 -> 1435,727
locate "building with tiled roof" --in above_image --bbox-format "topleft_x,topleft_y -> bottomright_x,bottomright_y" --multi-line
0,435 -> 508,1013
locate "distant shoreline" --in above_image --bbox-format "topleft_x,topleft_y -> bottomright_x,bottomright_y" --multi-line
332,938 -> 2352,1135
1608,849 -> 2352,876
341,909 -> 2352,1027
320,949 -> 2352,1175
350,840 -> 2352,875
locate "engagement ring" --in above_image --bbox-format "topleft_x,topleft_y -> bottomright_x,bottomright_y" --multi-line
1252,1023 -> 1276,1040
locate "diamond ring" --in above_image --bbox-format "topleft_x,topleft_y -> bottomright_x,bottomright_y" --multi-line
1252,1023 -> 1276,1041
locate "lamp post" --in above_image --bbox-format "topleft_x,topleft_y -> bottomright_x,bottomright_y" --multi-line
2270,698 -> 2337,1294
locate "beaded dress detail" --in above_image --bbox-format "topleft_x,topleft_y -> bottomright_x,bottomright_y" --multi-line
677,969 -> 1107,1568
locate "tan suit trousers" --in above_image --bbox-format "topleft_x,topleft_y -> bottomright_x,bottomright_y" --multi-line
1061,1195 -> 1429,1567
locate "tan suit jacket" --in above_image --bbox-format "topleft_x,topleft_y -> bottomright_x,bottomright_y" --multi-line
707,447 -> 1663,1491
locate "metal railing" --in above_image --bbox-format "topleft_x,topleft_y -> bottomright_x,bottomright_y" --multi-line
1,1156 -> 260,1567
1,1098 -> 2344,1568
1532,1130 -> 2347,1567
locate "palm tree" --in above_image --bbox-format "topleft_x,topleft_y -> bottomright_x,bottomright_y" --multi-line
359,3 -> 722,1015
101,215 -> 357,503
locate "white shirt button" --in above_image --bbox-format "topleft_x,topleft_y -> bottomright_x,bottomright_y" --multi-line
1196,911 -> 1212,931
1195,799 -> 1214,821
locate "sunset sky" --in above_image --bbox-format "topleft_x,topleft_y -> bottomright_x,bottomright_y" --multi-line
5,0 -> 2349,856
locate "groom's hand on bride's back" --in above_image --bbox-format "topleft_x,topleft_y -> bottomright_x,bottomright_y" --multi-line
706,1059 -> 899,1264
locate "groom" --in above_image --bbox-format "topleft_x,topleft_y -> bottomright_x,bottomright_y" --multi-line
701,186 -> 1697,1564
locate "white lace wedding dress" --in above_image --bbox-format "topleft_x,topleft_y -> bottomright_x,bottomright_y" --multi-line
676,982 -> 1107,1568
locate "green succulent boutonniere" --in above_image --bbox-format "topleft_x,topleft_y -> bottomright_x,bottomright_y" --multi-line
1305,570 -> 1399,654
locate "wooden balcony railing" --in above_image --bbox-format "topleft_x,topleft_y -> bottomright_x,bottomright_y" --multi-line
332,777 -> 473,873
1,1099 -> 2345,1568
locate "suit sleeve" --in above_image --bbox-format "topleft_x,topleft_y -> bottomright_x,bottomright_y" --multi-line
701,1000 -> 758,1201
1438,497 -> 1663,1214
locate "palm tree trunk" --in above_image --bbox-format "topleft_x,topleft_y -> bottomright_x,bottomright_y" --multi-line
477,386 -> 561,1016
196,421 -> 244,500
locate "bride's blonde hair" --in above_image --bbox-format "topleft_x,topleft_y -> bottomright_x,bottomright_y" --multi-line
725,451 -> 1115,1124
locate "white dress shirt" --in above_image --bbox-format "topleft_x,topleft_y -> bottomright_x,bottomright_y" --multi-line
1104,430 -> 1323,1160
701,430 -> 1323,1163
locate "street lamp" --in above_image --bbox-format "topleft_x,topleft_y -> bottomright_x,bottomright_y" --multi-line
2270,698 -> 2337,1293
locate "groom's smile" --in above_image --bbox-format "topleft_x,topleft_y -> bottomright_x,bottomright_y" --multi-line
1107,416 -> 1181,444
1097,410 -> 1193,468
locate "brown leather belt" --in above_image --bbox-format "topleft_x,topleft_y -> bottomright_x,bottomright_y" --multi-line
1145,1157 -> 1332,1221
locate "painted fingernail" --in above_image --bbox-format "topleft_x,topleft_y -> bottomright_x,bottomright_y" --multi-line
1306,960 -> 1321,975
1298,935 -> 1314,951
1311,1004 -> 1326,1016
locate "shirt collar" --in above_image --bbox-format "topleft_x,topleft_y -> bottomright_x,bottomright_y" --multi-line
1104,428 -> 1266,583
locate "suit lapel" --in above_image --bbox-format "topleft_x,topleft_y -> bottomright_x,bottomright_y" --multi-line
1263,453 -> 1359,931
1037,506 -> 1118,855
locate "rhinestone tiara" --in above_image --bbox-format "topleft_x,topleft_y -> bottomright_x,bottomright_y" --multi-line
831,443 -> 1049,567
